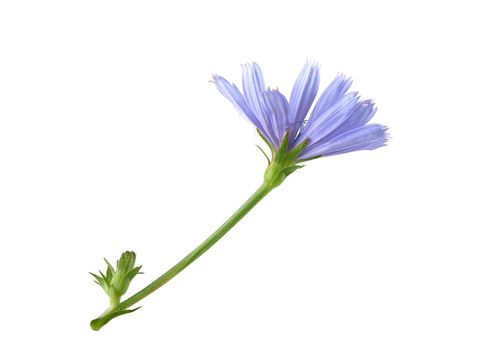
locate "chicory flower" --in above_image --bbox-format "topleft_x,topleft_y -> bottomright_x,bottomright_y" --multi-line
213,62 -> 388,162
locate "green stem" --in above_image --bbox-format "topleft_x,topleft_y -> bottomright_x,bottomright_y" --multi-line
121,182 -> 272,307
91,182 -> 274,330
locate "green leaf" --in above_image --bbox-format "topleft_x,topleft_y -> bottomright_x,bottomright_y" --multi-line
90,307 -> 141,331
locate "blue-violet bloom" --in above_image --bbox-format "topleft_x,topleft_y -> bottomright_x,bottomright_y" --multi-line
213,61 -> 388,161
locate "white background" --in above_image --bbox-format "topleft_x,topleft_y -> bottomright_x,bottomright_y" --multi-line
0,1 -> 485,349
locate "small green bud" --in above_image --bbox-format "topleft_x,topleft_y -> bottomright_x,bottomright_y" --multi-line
90,251 -> 142,308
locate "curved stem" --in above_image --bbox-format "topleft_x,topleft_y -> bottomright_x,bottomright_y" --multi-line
91,182 -> 273,330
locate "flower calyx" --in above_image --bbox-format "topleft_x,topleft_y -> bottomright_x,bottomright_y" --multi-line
262,131 -> 308,189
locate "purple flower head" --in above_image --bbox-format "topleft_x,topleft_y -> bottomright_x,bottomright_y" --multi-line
213,62 -> 388,161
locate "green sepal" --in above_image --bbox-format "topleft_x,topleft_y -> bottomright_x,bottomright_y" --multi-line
90,307 -> 141,331
296,154 -> 321,163
256,144 -> 271,165
281,165 -> 304,176
273,131 -> 289,163
126,265 -> 143,281
99,270 -> 108,282
256,129 -> 275,156
90,272 -> 108,292
286,139 -> 309,161
104,258 -> 115,279
263,132 -> 309,188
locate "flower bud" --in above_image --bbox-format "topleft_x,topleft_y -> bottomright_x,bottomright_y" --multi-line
90,251 -> 142,307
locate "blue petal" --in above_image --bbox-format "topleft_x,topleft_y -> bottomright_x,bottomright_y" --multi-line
260,89 -> 289,145
316,99 -> 377,144
306,73 -> 352,127
241,63 -> 281,146
288,62 -> 320,144
297,92 -> 360,144
213,74 -> 274,143
213,75 -> 258,124
242,63 -> 266,105
298,124 -> 389,159
241,63 -> 266,119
